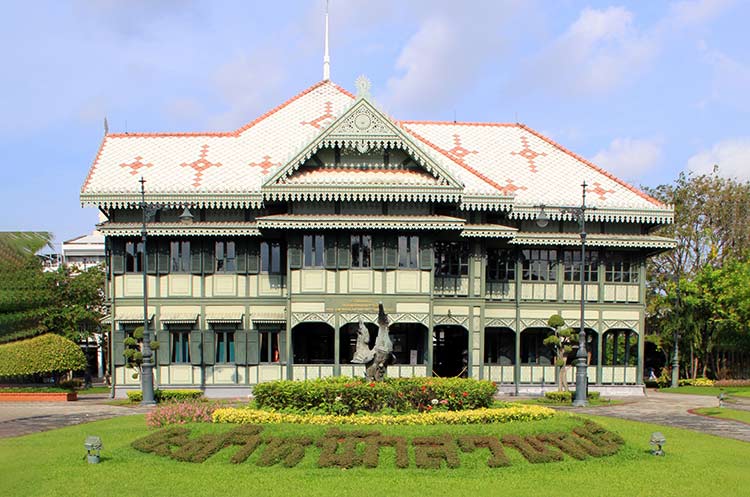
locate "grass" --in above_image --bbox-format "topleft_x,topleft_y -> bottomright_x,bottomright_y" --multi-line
692,407 -> 750,424
659,385 -> 750,397
2,414 -> 749,497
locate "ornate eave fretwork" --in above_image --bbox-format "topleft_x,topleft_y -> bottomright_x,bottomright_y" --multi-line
262,186 -> 462,204
80,193 -> 264,210
460,195 -> 515,212
601,320 -> 640,333
387,313 -> 429,326
97,222 -> 261,237
509,232 -> 676,249
255,214 -> 465,231
339,313 -> 379,325
485,318 -> 516,329
291,312 -> 334,327
433,314 -> 469,327
263,98 -> 465,194
510,205 -> 674,225
564,319 -> 600,331
460,224 -> 518,238
520,319 -> 551,330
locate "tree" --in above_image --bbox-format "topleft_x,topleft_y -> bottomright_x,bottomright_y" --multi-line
543,315 -> 577,392
40,264 -> 105,342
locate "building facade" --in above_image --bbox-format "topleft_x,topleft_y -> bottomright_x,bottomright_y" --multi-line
80,78 -> 674,397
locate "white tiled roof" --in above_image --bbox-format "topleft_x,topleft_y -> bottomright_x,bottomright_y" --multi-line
81,79 -> 670,220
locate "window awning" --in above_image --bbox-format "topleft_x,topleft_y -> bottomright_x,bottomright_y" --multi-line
160,312 -> 200,324
113,310 -> 154,324
205,312 -> 244,324
251,312 -> 286,324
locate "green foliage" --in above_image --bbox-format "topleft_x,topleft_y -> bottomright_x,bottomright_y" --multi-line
544,315 -> 578,391
126,389 -> 204,403
252,377 -> 497,414
542,391 -> 601,403
0,333 -> 86,377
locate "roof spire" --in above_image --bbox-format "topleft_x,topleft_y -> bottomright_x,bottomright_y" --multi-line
323,0 -> 330,81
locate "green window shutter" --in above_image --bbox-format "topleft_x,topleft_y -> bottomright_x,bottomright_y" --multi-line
190,330 -> 202,365
113,329 -> 125,366
203,240 -> 215,275
157,240 -> 170,275
234,330 -> 248,365
324,235 -> 337,269
372,235 -> 385,269
337,233 -> 350,269
146,240 -> 157,274
202,329 -> 215,365
279,330 -> 288,364
247,240 -> 260,274
247,331 -> 259,365
236,240 -> 248,274
111,239 -> 124,275
385,237 -> 398,269
190,241 -> 203,274
157,333 -> 170,365
420,238 -> 433,270
288,238 -> 302,269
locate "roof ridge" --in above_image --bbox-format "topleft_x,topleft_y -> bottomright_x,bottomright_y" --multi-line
399,120 -> 519,127
104,80 -> 355,139
517,124 -> 666,208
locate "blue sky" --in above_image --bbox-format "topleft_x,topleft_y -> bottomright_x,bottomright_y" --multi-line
2,0 -> 748,248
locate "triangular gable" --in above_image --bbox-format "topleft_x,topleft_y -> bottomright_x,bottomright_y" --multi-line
262,96 -> 464,201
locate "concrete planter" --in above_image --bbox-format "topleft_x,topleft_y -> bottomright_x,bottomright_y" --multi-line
0,392 -> 78,402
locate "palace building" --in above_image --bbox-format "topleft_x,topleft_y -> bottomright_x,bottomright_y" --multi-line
81,67 -> 674,397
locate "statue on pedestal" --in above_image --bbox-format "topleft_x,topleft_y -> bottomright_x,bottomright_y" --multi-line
351,303 -> 394,382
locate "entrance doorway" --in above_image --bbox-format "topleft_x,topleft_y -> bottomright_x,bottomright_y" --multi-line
433,325 -> 468,377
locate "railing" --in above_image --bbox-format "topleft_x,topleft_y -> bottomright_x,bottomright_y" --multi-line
433,275 -> 469,296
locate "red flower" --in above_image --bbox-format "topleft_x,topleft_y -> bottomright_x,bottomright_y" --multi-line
369,382 -> 375,387
462,391 -> 468,397
421,386 -> 427,392
426,405 -> 433,411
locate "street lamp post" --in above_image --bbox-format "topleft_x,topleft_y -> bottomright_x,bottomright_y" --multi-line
139,177 -> 157,406
536,181 -> 591,407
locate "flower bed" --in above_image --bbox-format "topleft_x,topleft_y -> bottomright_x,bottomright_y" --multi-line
146,401 -> 220,428
252,377 -> 497,414
212,405 -> 554,426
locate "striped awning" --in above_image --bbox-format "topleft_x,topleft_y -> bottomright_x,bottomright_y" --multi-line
205,312 -> 244,324
114,310 -> 154,324
251,312 -> 286,324
160,312 -> 199,324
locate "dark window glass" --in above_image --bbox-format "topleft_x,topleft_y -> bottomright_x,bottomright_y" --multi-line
434,242 -> 469,276
125,241 -> 143,273
605,254 -> 640,283
261,241 -> 285,274
303,235 -> 324,268
398,235 -> 419,268
350,234 -> 372,268
563,250 -> 599,282
259,329 -> 281,363
521,249 -> 558,281
214,329 -> 235,363
170,330 -> 191,363
215,240 -> 236,273
170,241 -> 190,273
487,249 -> 515,281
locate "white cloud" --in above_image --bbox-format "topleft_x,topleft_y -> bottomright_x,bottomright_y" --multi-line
687,138 -> 750,180
666,0 -> 736,29
592,137 -> 664,180
698,44 -> 750,111
527,7 -> 658,95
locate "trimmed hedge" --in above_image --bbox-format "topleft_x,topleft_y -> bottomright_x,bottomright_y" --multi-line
714,379 -> 750,387
252,377 -> 497,414
126,389 -> 204,403
542,391 -> 601,403
212,405 -> 555,426
0,334 -> 86,378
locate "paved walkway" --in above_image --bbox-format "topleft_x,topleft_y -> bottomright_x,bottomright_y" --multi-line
557,390 -> 750,443
0,394 -> 152,439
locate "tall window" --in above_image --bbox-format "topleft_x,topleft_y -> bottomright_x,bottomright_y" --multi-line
259,328 -> 281,363
125,241 -> 143,273
350,234 -> 372,268
303,235 -> 324,268
261,241 -> 285,274
214,328 -> 235,363
563,250 -> 599,282
521,249 -> 557,281
170,328 -> 191,363
605,254 -> 640,283
170,241 -> 191,273
434,242 -> 469,276
398,235 -> 419,269
215,240 -> 236,272
487,249 -> 515,281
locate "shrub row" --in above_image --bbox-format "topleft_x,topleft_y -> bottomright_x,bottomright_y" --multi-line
126,389 -> 203,403
252,377 -> 497,414
212,405 -> 555,426
679,378 -> 715,387
714,379 -> 750,387
0,334 -> 86,378
542,391 -> 601,403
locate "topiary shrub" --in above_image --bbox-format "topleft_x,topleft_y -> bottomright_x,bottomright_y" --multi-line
0,333 -> 86,378
542,391 -> 601,403
126,389 -> 203,403
252,377 -> 497,414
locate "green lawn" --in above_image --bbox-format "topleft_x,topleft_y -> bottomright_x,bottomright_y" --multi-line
660,385 -> 750,397
2,414 -> 749,497
693,407 -> 750,424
